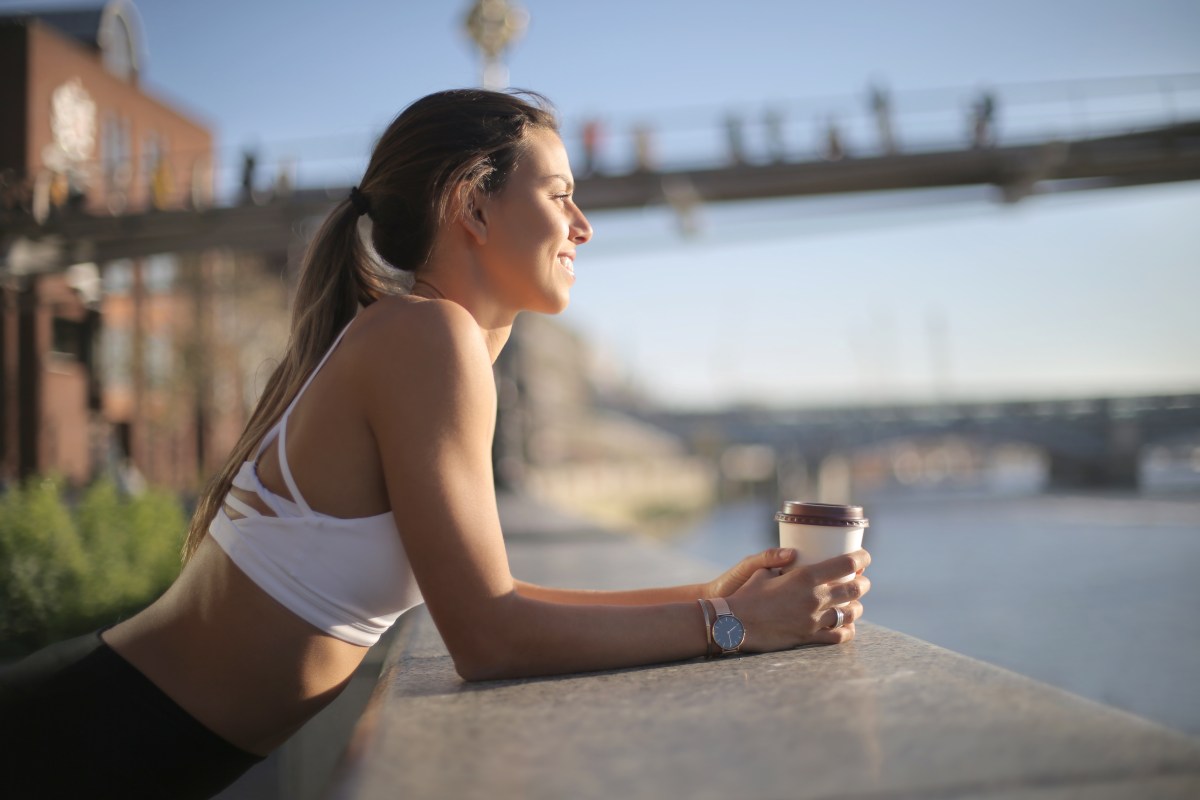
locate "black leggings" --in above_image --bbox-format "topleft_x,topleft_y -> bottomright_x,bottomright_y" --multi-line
0,629 -> 263,800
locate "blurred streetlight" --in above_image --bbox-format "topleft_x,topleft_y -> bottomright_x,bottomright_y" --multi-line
463,0 -> 529,90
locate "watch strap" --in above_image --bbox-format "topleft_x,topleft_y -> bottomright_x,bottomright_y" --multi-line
711,596 -> 733,618
696,599 -> 715,658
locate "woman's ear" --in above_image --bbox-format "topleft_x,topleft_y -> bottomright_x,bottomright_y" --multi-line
458,186 -> 489,245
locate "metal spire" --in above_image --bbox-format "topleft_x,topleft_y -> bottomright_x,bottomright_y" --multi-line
463,0 -> 528,90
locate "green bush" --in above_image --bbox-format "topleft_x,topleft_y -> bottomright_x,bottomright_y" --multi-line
0,476 -> 185,657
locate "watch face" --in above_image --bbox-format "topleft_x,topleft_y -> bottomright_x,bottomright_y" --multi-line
713,616 -> 745,651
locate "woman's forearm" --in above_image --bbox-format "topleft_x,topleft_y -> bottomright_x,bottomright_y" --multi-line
512,579 -> 705,606
454,593 -> 710,681
440,553 -> 872,681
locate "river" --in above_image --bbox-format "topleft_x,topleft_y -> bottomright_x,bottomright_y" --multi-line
665,469 -> 1200,737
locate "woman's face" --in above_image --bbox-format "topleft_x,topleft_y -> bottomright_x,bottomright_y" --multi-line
474,127 -> 592,315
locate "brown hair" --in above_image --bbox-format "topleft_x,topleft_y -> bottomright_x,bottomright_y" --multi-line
182,89 -> 558,561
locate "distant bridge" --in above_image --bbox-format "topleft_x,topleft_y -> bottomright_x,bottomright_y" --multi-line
635,393 -> 1200,490
4,74 -> 1200,275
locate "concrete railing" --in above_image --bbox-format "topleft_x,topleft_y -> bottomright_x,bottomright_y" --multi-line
325,496 -> 1200,799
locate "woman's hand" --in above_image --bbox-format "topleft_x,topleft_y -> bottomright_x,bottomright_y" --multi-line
703,547 -> 799,599
725,549 -> 871,651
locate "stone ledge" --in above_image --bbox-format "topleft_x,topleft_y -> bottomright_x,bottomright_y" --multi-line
327,499 -> 1200,799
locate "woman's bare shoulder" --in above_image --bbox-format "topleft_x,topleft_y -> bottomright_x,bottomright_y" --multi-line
347,296 -> 494,405
352,295 -> 488,363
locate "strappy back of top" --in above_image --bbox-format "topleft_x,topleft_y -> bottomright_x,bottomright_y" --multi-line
208,320 -> 422,646
254,321 -> 356,517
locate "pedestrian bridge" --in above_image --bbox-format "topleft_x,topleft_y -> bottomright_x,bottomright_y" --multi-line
4,75 -> 1199,275
7,120 -> 1199,274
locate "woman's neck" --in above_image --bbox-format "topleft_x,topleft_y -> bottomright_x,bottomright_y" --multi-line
412,277 -> 446,300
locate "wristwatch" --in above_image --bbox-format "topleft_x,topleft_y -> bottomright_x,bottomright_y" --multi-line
708,597 -> 746,655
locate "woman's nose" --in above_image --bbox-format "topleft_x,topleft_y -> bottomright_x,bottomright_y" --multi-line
571,207 -> 593,245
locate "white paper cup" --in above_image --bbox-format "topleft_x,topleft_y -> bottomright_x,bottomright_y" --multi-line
775,501 -> 869,586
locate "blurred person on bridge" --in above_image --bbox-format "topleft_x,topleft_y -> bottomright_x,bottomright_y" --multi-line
633,123 -> 656,172
764,107 -> 787,162
823,116 -> 847,161
869,83 -> 898,155
0,88 -> 870,799
971,90 -> 997,148
238,149 -> 257,204
580,118 -> 603,176
725,112 -> 747,165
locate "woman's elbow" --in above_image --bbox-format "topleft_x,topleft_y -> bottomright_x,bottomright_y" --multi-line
453,657 -> 503,683
449,639 -> 516,682
439,593 -> 529,682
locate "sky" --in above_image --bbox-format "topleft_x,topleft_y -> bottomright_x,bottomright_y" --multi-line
9,0 -> 1200,409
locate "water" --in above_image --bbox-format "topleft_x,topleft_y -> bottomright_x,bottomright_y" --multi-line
667,483 -> 1200,736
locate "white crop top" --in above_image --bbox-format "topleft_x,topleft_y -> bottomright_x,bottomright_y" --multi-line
208,321 -> 423,646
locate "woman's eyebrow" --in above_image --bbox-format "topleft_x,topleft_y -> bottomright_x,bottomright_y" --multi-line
545,173 -> 574,190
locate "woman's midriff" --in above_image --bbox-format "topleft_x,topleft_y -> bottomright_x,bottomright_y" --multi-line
101,535 -> 371,755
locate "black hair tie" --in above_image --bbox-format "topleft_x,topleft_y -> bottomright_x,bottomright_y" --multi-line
349,186 -> 371,217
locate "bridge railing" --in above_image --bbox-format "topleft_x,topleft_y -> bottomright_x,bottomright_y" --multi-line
234,73 -> 1200,192
574,74 -> 1198,172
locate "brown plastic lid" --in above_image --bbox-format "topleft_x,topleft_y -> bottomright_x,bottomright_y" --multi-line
775,501 -> 869,528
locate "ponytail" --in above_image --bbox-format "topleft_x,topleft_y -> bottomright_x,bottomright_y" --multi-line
181,198 -> 400,561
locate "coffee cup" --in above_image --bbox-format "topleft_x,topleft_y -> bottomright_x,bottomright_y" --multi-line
775,501 -> 869,585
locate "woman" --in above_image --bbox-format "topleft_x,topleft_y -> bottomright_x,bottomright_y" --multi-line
0,89 -> 870,798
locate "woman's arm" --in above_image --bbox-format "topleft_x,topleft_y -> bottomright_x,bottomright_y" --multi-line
361,301 -> 866,680
513,580 -> 703,606
512,547 -> 798,606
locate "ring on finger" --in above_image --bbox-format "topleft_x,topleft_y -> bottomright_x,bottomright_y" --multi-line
830,606 -> 845,630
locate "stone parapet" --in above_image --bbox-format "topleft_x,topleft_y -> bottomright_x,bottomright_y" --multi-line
327,496 -> 1200,799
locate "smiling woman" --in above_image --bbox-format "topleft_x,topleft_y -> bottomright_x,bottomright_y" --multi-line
454,126 -> 588,315
0,88 -> 870,799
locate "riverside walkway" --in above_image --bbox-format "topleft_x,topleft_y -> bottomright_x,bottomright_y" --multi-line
323,494 -> 1200,800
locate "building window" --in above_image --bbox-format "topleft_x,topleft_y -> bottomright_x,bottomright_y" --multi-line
146,334 -> 172,388
103,259 -> 133,294
143,132 -> 159,194
144,254 -> 177,293
102,112 -> 132,204
101,327 -> 131,388
143,132 -> 174,207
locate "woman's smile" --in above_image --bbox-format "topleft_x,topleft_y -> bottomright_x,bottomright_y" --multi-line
557,253 -> 575,278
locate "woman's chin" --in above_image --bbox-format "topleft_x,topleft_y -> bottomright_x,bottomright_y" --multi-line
539,295 -> 570,315
531,285 -> 571,315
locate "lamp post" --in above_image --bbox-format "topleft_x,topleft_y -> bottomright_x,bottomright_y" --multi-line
463,0 -> 528,90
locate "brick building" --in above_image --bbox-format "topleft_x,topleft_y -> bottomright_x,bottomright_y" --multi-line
0,1 -> 283,491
